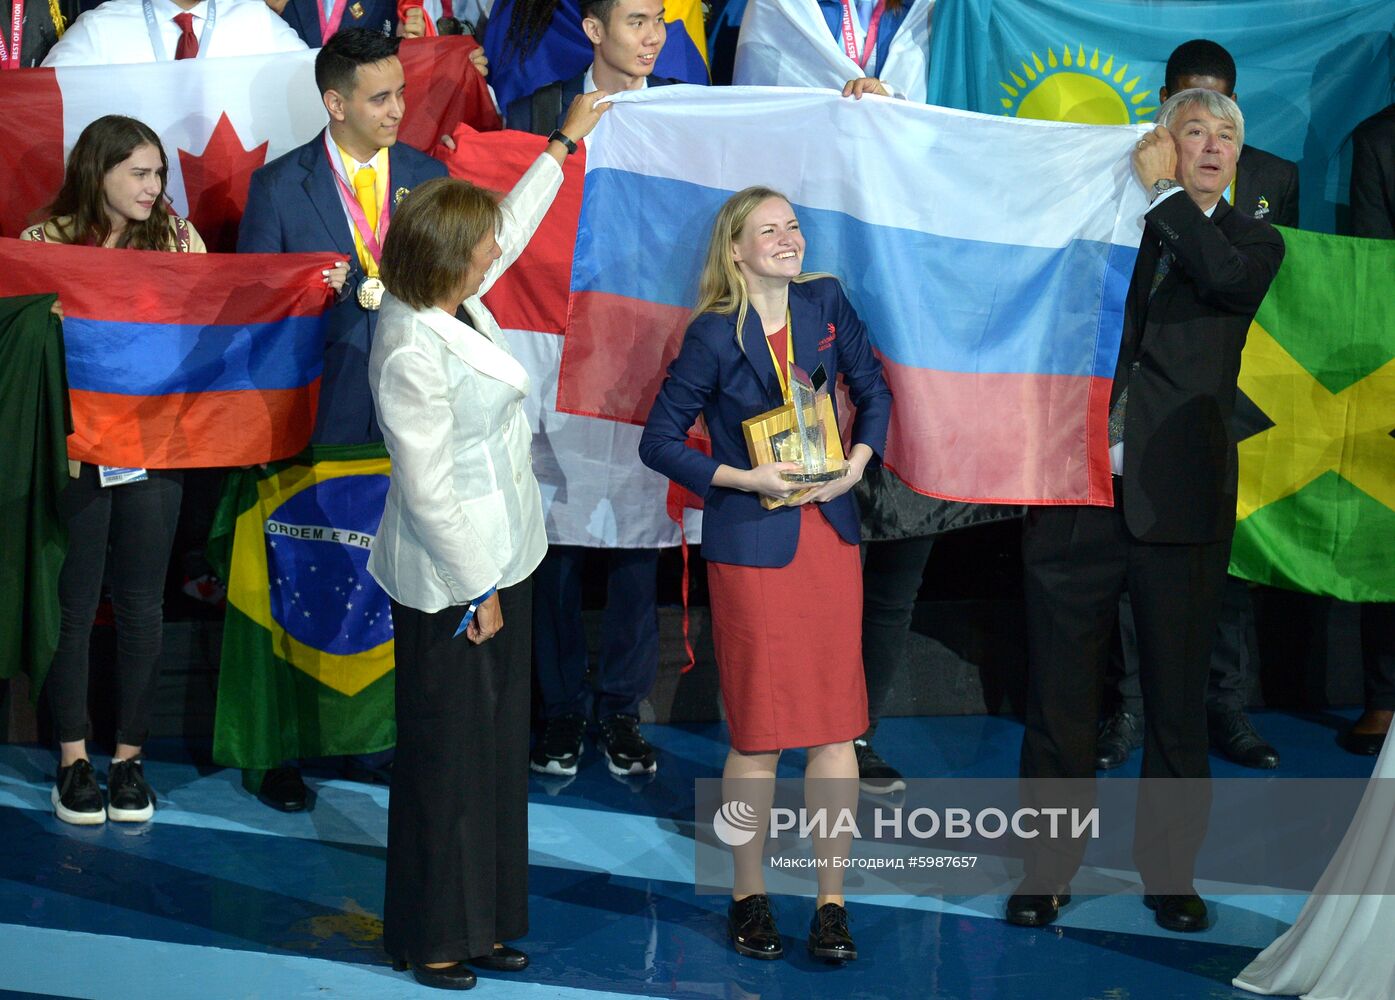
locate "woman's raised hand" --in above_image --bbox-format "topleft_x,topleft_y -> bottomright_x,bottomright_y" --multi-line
323,260 -> 349,293
558,90 -> 612,144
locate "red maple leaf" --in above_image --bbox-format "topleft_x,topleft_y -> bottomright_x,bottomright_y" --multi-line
177,113 -> 269,253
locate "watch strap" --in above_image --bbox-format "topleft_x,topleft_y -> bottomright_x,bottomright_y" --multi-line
547,129 -> 578,155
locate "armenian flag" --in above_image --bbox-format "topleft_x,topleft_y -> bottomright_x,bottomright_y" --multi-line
0,239 -> 332,469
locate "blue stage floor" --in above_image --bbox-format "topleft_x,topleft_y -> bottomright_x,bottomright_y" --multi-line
0,709 -> 1376,999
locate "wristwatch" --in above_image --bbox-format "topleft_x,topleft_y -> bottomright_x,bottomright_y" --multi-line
547,129 -> 578,155
1150,177 -> 1181,200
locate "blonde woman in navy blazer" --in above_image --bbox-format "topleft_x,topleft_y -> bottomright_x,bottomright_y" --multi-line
640,186 -> 891,963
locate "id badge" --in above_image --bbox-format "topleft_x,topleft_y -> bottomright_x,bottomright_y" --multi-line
98,466 -> 149,487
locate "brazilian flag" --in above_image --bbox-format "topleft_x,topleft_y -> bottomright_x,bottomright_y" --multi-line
1229,228 -> 1395,602
208,443 -> 396,769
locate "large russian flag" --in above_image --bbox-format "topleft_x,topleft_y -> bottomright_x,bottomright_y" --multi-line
0,36 -> 498,249
1,239 -> 332,469
563,87 -> 1149,506
437,126 -> 682,547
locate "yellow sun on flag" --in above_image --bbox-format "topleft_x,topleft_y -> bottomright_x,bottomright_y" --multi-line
998,45 -> 1158,125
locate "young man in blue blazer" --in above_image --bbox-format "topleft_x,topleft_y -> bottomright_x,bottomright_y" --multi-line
234,29 -> 447,811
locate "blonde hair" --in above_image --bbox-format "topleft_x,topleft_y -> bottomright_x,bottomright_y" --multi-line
691,186 -> 831,347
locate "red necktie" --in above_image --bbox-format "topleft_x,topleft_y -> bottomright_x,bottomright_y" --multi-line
173,12 -> 199,60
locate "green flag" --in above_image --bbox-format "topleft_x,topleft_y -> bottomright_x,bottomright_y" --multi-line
1229,227 -> 1395,601
208,443 -> 396,768
0,294 -> 69,698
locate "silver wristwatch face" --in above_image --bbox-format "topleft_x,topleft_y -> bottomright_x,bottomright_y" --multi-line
1152,179 -> 1179,198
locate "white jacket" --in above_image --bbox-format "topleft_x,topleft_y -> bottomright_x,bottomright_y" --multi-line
367,153 -> 564,612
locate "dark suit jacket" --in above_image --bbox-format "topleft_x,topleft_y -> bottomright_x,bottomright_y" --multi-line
1351,104 -> 1395,239
278,0 -> 396,47
639,277 -> 891,568
505,72 -> 679,136
1114,193 -> 1285,545
237,131 -> 447,445
1234,144 -> 1299,227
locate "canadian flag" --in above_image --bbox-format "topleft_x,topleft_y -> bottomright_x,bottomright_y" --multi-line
1,36 -> 498,249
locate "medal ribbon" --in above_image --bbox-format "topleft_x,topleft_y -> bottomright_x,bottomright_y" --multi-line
762,309 -> 794,403
318,0 -> 349,43
839,0 -> 886,71
142,0 -> 217,61
324,133 -> 390,277
1,0 -> 24,70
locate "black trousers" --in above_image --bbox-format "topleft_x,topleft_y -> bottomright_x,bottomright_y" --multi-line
1114,573 -> 1256,717
860,535 -> 936,741
532,545 -> 659,721
384,579 -> 532,964
1019,481 -> 1228,890
1362,602 -> 1395,712
47,465 -> 183,746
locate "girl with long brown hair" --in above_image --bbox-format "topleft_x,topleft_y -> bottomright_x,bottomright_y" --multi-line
22,114 -> 204,828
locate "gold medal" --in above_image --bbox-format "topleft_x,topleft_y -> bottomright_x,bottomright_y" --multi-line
358,276 -> 385,311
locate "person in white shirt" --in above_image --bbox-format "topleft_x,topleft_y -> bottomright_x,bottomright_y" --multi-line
367,92 -> 606,991
42,0 -> 306,66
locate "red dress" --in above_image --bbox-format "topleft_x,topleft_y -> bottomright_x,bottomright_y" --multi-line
706,327 -> 869,752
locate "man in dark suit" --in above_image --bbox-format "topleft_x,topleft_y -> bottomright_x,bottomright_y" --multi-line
1343,104 -> 1395,756
234,29 -> 446,810
1097,38 -> 1300,774
520,0 -> 678,782
1007,88 -> 1285,933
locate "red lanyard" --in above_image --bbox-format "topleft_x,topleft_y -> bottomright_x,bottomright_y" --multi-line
1,0 -> 24,71
318,0 -> 349,43
323,134 -> 391,266
839,0 -> 886,71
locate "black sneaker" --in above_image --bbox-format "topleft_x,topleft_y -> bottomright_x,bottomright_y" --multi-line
106,757 -> 156,822
531,713 -> 587,776
597,714 -> 657,777
52,759 -> 105,826
854,739 -> 905,794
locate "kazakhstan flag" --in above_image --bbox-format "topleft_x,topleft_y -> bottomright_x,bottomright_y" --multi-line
927,0 -> 1395,234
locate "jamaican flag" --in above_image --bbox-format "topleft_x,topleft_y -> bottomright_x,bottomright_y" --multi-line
208,443 -> 396,768
1229,228 -> 1395,602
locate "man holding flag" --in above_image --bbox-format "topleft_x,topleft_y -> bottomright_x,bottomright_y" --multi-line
227,28 -> 446,811
1010,88 -> 1285,933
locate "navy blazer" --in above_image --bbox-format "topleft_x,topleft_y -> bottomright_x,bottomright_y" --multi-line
237,131 -> 447,445
639,277 -> 891,568
505,72 -> 679,136
278,0 -> 396,47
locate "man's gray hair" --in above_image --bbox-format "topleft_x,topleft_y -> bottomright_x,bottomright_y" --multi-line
1156,88 -> 1245,152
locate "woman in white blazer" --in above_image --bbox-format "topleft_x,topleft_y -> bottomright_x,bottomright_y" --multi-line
368,92 -> 607,993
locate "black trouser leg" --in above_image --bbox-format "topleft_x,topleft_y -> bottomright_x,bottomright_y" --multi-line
860,535 -> 935,741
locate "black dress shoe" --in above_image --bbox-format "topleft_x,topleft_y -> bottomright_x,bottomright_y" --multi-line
1095,710 -> 1143,770
469,945 -> 528,972
1144,893 -> 1209,932
1341,729 -> 1387,755
728,894 -> 782,960
1005,891 -> 1071,927
1210,709 -> 1280,769
808,902 -> 857,961
257,765 -> 308,812
392,960 -> 477,990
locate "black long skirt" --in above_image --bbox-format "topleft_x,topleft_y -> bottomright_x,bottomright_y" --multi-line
383,579 -> 532,964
